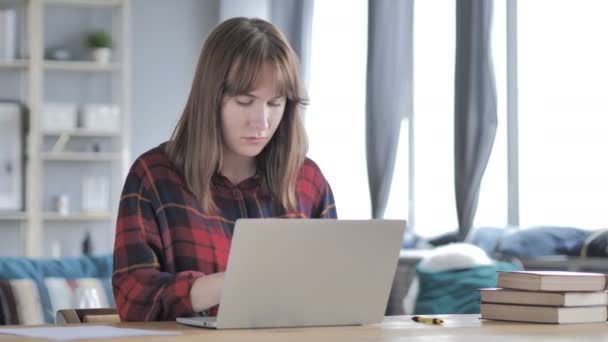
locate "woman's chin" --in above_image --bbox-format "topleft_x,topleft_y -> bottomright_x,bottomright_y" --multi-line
235,146 -> 265,158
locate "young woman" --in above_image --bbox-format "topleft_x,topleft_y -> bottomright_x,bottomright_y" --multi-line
112,17 -> 337,321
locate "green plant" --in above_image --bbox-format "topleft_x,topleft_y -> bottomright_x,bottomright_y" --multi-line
86,30 -> 112,49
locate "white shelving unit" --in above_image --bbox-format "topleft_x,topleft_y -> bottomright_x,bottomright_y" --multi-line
0,0 -> 131,257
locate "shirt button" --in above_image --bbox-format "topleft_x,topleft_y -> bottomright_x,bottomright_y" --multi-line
232,189 -> 242,200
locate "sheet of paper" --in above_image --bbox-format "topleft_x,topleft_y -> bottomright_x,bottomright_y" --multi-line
0,325 -> 179,341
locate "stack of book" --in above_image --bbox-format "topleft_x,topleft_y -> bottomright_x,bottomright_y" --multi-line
480,271 -> 608,324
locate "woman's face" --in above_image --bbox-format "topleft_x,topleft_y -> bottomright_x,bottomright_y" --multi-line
221,64 -> 286,160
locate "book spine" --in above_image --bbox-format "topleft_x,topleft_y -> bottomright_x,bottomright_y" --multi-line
0,10 -> 6,59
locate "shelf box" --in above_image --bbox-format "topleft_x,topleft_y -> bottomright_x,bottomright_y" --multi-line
41,103 -> 78,132
81,104 -> 121,132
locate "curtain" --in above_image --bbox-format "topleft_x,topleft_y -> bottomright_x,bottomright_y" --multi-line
366,0 -> 414,218
270,0 -> 314,86
454,0 -> 498,240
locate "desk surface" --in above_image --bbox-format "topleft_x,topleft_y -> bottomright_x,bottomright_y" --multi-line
1,314 -> 607,342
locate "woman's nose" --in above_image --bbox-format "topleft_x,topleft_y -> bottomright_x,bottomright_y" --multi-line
248,106 -> 270,130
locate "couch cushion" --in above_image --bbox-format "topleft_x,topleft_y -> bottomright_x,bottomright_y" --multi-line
581,228 -> 608,257
45,278 -> 114,313
0,279 -> 45,325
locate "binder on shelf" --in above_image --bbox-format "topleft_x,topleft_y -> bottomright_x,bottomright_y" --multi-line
0,102 -> 24,211
0,9 -> 17,60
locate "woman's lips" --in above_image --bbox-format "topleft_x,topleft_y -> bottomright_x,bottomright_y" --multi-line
242,137 -> 267,144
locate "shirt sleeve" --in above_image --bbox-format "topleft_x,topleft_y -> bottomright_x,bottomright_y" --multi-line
313,172 -> 338,219
112,159 -> 207,321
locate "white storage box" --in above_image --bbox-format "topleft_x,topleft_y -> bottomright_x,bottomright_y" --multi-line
41,103 -> 78,131
81,104 -> 121,132
82,176 -> 110,213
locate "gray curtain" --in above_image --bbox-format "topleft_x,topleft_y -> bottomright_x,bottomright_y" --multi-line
366,0 -> 414,218
270,0 -> 314,86
454,0 -> 498,240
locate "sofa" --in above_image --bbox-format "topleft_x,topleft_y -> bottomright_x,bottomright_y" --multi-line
0,254 -> 114,325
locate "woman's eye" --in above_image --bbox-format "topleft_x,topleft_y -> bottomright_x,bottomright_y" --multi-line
236,99 -> 253,106
268,101 -> 283,108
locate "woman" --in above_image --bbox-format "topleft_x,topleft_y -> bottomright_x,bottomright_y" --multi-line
112,17 -> 337,322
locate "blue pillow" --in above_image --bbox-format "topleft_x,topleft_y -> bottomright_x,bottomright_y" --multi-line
0,255 -> 112,280
496,227 -> 591,258
414,262 -> 521,315
468,227 -> 513,255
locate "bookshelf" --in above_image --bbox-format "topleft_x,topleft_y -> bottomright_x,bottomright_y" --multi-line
0,0 -> 131,257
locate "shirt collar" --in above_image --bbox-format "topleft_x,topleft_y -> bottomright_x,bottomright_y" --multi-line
211,172 -> 261,191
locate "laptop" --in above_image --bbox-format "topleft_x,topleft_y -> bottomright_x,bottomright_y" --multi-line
176,218 -> 406,329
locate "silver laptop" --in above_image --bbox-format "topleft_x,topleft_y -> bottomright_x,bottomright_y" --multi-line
176,218 -> 406,329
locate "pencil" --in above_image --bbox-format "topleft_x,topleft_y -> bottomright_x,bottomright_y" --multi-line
411,316 -> 444,325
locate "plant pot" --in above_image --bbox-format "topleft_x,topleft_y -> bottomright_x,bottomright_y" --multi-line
91,48 -> 111,64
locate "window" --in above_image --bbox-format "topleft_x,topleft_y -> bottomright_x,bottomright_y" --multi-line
306,0 -> 370,219
410,0 -> 457,237
307,1 -> 507,234
410,0 -> 508,237
517,0 -> 608,228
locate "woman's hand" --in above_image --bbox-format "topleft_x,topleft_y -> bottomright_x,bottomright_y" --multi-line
190,272 -> 225,313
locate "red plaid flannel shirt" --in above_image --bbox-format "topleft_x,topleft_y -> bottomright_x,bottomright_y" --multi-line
112,143 -> 337,321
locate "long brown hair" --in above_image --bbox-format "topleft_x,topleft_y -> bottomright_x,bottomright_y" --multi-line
166,17 -> 308,213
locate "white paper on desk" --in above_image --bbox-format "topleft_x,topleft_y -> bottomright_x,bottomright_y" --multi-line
0,325 -> 179,341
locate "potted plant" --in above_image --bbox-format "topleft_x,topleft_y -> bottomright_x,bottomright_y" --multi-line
86,30 -> 112,64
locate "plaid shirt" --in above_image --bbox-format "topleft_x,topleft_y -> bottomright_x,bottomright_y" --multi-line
112,143 -> 337,321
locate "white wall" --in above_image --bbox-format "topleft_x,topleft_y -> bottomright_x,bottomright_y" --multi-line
130,0 -> 220,160
219,0 -> 269,21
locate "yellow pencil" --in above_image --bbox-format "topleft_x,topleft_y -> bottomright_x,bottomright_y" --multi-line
411,316 -> 444,325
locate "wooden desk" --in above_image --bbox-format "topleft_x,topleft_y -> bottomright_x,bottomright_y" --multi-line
1,315 -> 607,341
